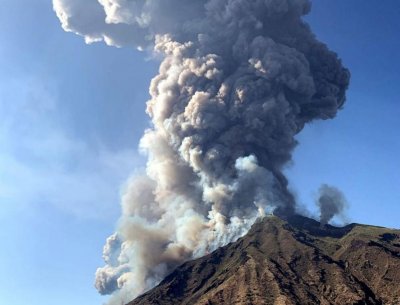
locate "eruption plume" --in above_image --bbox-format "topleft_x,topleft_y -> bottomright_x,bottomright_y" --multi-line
53,0 -> 350,303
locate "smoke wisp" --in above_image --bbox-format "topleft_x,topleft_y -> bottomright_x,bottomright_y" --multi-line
53,0 -> 350,303
317,184 -> 348,226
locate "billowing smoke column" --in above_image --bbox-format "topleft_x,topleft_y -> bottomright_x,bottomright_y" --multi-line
317,184 -> 348,226
53,0 -> 350,303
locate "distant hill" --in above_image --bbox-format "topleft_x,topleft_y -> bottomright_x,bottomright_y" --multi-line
128,215 -> 400,305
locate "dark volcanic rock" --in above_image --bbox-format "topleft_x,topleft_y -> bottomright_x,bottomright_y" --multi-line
128,216 -> 400,305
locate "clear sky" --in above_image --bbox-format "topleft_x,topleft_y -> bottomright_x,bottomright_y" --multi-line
0,1 -> 399,305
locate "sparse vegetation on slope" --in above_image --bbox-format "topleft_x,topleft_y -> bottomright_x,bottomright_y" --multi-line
128,216 -> 400,305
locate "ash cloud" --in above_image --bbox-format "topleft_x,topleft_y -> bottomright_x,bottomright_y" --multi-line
52,0 -> 205,48
317,184 -> 348,226
53,0 -> 350,303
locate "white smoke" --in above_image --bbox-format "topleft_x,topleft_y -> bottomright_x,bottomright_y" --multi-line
52,0 -> 204,48
53,0 -> 350,303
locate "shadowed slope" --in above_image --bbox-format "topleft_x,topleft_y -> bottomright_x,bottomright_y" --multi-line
128,216 -> 400,305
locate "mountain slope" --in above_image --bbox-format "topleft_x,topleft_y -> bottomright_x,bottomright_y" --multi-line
128,215 -> 400,305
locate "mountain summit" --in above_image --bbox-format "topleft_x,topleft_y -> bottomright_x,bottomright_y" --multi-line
128,216 -> 400,305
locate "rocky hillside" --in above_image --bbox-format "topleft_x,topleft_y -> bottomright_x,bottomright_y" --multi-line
128,215 -> 400,305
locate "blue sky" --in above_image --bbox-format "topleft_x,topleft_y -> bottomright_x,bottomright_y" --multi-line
0,1 -> 399,305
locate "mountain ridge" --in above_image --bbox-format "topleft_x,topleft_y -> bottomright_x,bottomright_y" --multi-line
128,215 -> 400,305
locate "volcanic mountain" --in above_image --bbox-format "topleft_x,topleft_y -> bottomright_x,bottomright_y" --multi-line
128,215 -> 400,305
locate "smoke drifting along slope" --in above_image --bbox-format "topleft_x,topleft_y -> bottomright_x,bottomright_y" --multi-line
53,0 -> 350,303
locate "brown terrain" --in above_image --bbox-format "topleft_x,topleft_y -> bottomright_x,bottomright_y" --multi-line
128,215 -> 400,305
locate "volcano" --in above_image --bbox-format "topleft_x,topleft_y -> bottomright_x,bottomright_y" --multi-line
128,215 -> 400,305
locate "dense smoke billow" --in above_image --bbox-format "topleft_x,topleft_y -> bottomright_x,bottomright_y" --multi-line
53,0 -> 350,303
317,184 -> 348,226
